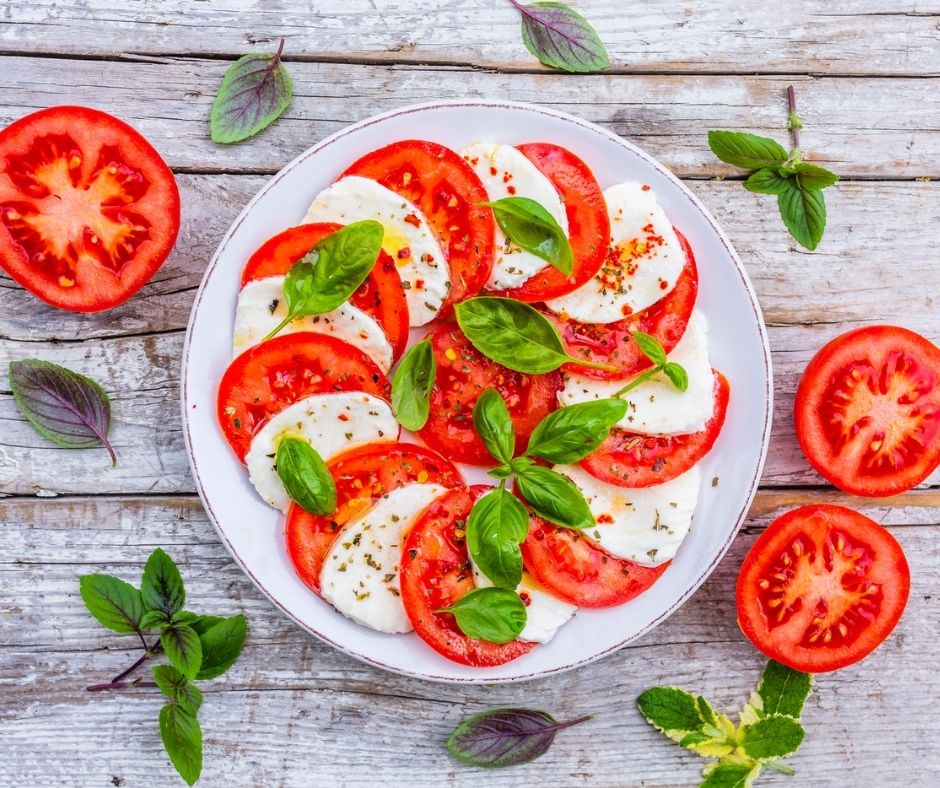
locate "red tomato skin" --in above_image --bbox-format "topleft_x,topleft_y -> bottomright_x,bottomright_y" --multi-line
736,505 -> 910,673
0,106 -> 180,312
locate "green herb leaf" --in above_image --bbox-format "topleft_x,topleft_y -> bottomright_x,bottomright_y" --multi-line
777,180 -> 826,250
632,330 -> 669,366
275,437 -> 336,515
707,130 -> 789,170
195,613 -> 248,680
515,465 -> 594,529
489,463 -> 515,480
508,456 -> 535,475
526,399 -> 627,464
159,702 -> 203,786
439,587 -> 527,643
743,167 -> 792,195
391,339 -> 436,430
140,609 -> 171,629
512,1 -> 610,74
141,548 -> 186,617
189,615 -> 226,636
741,660 -> 813,724
793,162 -> 839,190
637,686 -> 706,738
160,624 -> 203,680
152,665 -> 203,715
210,38 -> 292,144
79,574 -> 144,634
484,196 -> 573,275
466,488 -> 529,590
473,388 -> 516,464
663,362 -> 689,392
699,763 -> 758,788
740,715 -> 805,760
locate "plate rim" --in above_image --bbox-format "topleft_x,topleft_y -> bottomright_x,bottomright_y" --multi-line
181,98 -> 773,684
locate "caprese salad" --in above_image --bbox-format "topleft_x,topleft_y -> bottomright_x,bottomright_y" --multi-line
215,138 -> 730,666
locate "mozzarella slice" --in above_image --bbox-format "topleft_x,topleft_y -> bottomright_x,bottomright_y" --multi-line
559,311 -> 715,436
319,483 -> 449,633
461,142 -> 568,290
546,181 -> 685,323
555,464 -> 700,566
303,176 -> 448,326
233,276 -> 394,371
245,393 -> 398,511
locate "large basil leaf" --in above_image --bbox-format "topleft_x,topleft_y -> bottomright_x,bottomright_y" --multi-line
276,437 -> 337,515
391,339 -> 436,431
438,587 -> 527,643
515,466 -> 594,529
525,399 -> 627,464
512,2 -> 610,74
485,196 -> 572,274
465,488 -> 529,589
472,388 -> 516,464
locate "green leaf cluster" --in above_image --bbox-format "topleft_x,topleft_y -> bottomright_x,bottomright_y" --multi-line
613,330 -> 689,399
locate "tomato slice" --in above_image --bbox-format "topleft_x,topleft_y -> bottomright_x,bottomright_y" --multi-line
400,485 -> 536,666
286,442 -> 462,594
419,321 -> 562,465
736,504 -> 910,673
0,106 -> 180,312
549,228 -> 698,381
581,371 -> 730,487
491,142 -> 609,302
521,514 -> 668,607
342,140 -> 495,309
795,326 -> 940,497
217,332 -> 390,462
240,222 -> 409,361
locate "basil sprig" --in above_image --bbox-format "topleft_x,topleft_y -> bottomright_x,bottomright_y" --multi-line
466,487 -> 530,590
391,339 -> 436,430
275,437 -> 336,515
484,196 -> 573,275
612,331 -> 689,398
263,220 -> 384,340
438,587 -> 527,643
455,296 -> 615,374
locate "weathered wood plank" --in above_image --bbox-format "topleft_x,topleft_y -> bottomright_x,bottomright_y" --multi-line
2,55 -> 939,177
3,1 -> 940,77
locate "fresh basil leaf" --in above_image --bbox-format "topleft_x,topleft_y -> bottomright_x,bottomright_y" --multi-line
171,611 -> 199,626
512,1 -> 610,74
489,463 -> 515,480
159,702 -> 203,786
189,615 -> 225,636
663,362 -> 689,392
446,708 -> 591,768
632,331 -> 669,366
140,609 -> 171,629
439,587 -> 527,643
8,359 -> 116,465
508,456 -> 535,475
699,763 -> 757,788
743,167 -> 792,195
160,624 -> 203,680
210,38 -> 293,144
152,665 -> 203,715
777,180 -> 826,250
195,613 -> 248,681
740,715 -> 805,760
275,437 -> 336,515
472,388 -> 516,464
707,130 -> 789,170
525,399 -> 627,464
141,548 -> 185,617
793,162 -> 839,190
637,686 -> 707,739
391,339 -> 436,431
466,488 -> 529,589
79,574 -> 144,634
752,660 -> 813,720
484,196 -> 573,275
515,466 -> 594,529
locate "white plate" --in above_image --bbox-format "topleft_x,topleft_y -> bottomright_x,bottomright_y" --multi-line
182,101 -> 772,683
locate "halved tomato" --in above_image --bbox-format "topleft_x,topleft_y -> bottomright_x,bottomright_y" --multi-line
285,442 -> 462,594
795,326 -> 940,497
419,321 -> 562,465
342,140 -> 495,309
521,515 -> 668,607
737,504 -> 910,673
491,142 -> 609,302
400,485 -> 536,667
0,106 -> 180,311
550,229 -> 698,381
217,332 -> 390,462
581,371 -> 730,487
241,222 -> 409,361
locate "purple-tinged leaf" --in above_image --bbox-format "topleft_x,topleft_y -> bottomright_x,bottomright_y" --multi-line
446,708 -> 591,768
210,38 -> 293,144
8,358 -> 116,464
509,1 -> 610,74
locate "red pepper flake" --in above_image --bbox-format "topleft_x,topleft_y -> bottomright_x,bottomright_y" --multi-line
489,166 -> 498,176
415,278 -> 425,290
507,185 -> 517,195
397,247 -> 411,259
338,413 -> 350,422
403,213 -> 421,227
597,513 -> 614,524
659,279 -> 669,290
641,184 -> 651,192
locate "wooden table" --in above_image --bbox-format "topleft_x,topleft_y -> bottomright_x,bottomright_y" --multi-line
2,2 -> 938,785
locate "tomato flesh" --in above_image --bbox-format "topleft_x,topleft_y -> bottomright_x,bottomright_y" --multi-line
400,485 -> 536,666
737,505 -> 909,672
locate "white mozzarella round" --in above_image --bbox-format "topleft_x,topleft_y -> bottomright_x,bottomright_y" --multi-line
303,176 -> 448,326
461,142 -> 568,290
546,181 -> 685,323
319,483 -> 449,634
555,463 -> 701,566
245,393 -> 398,512
559,311 -> 715,436
232,276 -> 394,371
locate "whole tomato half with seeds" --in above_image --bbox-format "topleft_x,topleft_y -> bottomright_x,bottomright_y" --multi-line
0,106 -> 180,311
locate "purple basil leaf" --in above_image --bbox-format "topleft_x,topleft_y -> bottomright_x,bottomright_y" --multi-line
8,358 -> 116,465
510,1 -> 610,74
210,38 -> 293,144
446,708 -> 591,768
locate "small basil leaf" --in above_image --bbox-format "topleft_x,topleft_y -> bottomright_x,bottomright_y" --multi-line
79,574 -> 144,634
140,609 -> 171,630
152,665 -> 203,715
508,456 -> 535,475
632,330 -> 668,366
195,613 -> 248,681
662,362 -> 689,392
513,1 -> 610,74
743,167 -> 792,195
707,130 -> 789,169
141,548 -> 185,617
438,587 -> 527,643
515,466 -> 594,529
793,162 -> 839,190
777,180 -> 826,250
391,339 -> 436,431
484,196 -> 573,275
525,399 -> 627,464
465,488 -> 529,589
472,388 -> 516,464
160,624 -> 203,680
489,463 -> 515,480
159,702 -> 203,786
276,437 -> 337,515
